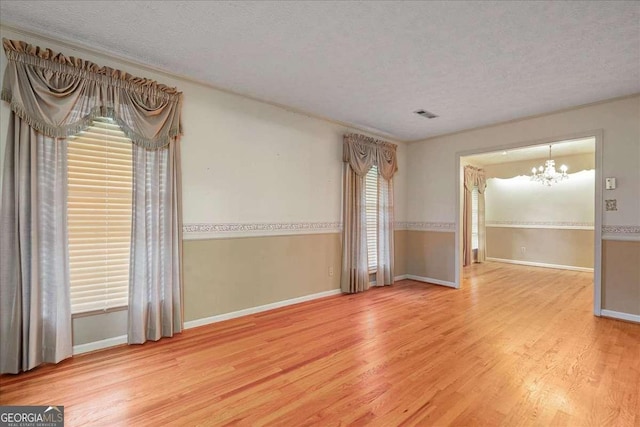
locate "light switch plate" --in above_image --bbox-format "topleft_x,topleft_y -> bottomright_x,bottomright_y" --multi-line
605,177 -> 616,190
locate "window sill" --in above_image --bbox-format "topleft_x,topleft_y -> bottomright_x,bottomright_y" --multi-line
72,305 -> 128,319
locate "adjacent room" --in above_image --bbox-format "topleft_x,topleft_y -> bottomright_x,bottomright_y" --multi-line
0,1 -> 638,426
461,137 -> 596,284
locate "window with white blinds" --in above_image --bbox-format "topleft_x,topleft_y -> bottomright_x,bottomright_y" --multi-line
365,166 -> 378,272
67,117 -> 133,314
471,187 -> 479,250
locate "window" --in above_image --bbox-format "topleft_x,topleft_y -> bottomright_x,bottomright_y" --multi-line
365,165 -> 378,272
471,187 -> 479,250
67,118 -> 133,314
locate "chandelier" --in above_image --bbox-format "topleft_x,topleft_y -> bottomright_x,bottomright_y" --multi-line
531,145 -> 568,186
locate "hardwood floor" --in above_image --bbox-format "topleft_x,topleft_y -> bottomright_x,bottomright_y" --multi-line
1,262 -> 638,426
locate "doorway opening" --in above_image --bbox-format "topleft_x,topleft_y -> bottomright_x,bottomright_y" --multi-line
455,132 -> 602,315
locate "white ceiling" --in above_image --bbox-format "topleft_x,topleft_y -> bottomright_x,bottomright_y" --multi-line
464,137 -> 595,166
0,1 -> 638,141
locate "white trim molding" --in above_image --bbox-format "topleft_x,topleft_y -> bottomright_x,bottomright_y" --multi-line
73,335 -> 127,355
600,310 -> 640,324
487,221 -> 594,230
394,274 -> 409,281
183,222 -> 342,239
602,225 -> 640,241
487,257 -> 594,272
184,289 -> 342,329
399,222 -> 456,232
405,275 -> 457,288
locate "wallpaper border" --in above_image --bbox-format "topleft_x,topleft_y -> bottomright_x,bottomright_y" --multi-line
396,221 -> 456,232
487,220 -> 595,230
602,225 -> 640,241
602,225 -> 640,234
183,222 -> 638,238
183,222 -> 342,239
182,220 -> 458,238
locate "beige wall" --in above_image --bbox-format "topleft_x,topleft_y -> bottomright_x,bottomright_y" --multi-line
405,231 -> 455,283
394,230 -> 408,277
407,95 -> 640,316
184,233 -> 342,321
487,228 -> 594,269
73,310 -> 128,346
602,240 -> 640,315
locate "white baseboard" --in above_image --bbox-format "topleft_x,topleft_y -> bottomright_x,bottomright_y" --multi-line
405,274 -> 457,288
486,257 -> 594,273
183,288 -> 342,329
73,289 -> 342,354
372,275 -> 408,286
73,335 -> 127,355
601,309 -> 640,323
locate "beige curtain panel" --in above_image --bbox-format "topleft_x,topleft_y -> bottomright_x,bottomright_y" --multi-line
128,143 -> 184,344
0,116 -> 72,374
0,39 -> 184,373
341,133 -> 398,293
340,163 -> 370,293
462,165 -> 487,267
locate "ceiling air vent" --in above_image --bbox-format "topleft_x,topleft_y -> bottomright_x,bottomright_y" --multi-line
414,109 -> 438,119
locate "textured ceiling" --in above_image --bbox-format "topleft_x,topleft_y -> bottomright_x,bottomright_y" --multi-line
464,137 -> 595,166
0,1 -> 638,141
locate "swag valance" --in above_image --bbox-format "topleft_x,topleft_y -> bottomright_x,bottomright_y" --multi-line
464,165 -> 486,193
343,133 -> 398,180
1,39 -> 182,148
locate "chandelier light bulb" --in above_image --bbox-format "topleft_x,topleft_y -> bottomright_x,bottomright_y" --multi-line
560,164 -> 568,173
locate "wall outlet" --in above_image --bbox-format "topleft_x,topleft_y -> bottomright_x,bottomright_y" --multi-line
521,247 -> 526,254
328,266 -> 334,277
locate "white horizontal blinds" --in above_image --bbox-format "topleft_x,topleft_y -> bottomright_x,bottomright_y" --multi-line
67,117 -> 133,314
471,187 -> 479,250
365,165 -> 378,272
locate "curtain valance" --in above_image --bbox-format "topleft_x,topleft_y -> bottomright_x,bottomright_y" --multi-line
343,133 -> 398,180
464,165 -> 486,193
1,39 -> 182,148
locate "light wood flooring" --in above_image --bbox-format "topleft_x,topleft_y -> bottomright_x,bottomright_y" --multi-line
1,262 -> 638,426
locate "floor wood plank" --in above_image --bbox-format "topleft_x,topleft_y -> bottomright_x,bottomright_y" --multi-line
1,262 -> 638,426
